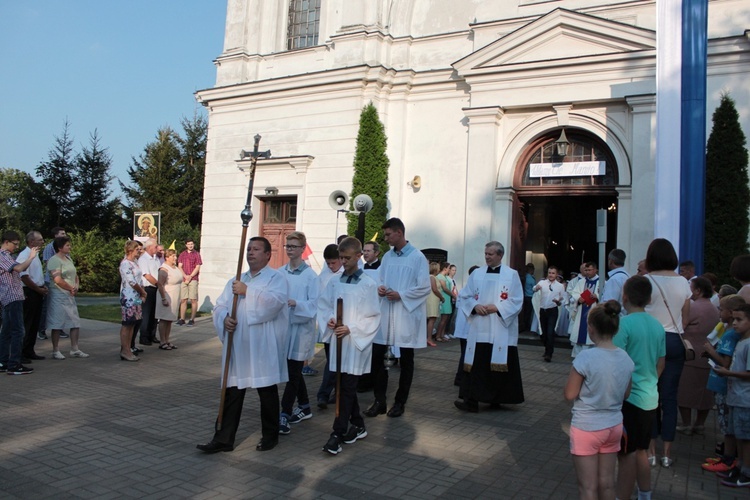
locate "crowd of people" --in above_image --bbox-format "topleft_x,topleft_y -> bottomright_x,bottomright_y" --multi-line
195,217 -> 526,456
5,222 -> 750,494
555,239 -> 750,497
0,227 -> 204,371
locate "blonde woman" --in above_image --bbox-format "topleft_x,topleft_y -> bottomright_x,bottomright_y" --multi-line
119,241 -> 146,361
155,249 -> 184,349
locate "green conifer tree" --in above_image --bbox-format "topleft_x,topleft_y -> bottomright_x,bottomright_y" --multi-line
347,103 -> 389,250
71,130 -> 120,234
705,93 -> 750,284
36,120 -> 76,227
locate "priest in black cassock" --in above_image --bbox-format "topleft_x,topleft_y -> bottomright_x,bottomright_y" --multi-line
454,241 -> 524,412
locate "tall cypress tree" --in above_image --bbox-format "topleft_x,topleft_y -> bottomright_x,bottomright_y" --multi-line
347,103 -> 390,249
704,93 -> 749,283
176,112 -> 207,228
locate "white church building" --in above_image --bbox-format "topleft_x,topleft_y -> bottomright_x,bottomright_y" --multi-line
195,0 -> 750,309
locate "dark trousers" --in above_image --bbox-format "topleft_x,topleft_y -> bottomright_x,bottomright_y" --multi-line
653,332 -> 686,442
521,296 -> 533,332
333,373 -> 364,436
22,288 -> 44,357
136,286 -> 158,342
454,338 -> 467,386
539,307 -> 559,357
317,343 -> 336,402
213,385 -> 279,446
38,283 -> 49,333
0,300 -> 24,368
129,319 -> 143,349
281,359 -> 309,415
372,343 -> 414,405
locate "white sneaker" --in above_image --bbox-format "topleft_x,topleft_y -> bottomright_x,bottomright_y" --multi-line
52,351 -> 66,360
70,350 -> 89,358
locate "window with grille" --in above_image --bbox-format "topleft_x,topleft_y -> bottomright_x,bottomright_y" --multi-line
287,0 -> 321,50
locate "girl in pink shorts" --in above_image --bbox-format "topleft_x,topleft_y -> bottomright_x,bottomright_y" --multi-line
565,301 -> 634,499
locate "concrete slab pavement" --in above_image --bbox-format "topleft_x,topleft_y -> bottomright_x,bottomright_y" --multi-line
0,317 -> 742,499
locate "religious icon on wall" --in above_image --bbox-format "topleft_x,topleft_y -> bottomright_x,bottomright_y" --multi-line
134,211 -> 160,243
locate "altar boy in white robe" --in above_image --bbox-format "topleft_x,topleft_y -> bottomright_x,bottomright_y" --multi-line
318,237 -> 381,454
278,232 -> 318,435
197,237 -> 289,453
364,218 -> 431,419
455,241 -> 524,413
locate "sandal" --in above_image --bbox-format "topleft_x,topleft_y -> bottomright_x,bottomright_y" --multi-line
167,343 -> 177,349
159,343 -> 173,350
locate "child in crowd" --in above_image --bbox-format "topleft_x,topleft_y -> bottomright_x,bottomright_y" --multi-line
565,300 -> 634,500
702,295 -> 746,474
316,244 -> 344,409
713,303 -> 750,487
613,276 -> 665,500
317,237 -> 380,455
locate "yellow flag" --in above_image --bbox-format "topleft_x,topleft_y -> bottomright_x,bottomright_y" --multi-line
168,240 -> 176,250
370,232 -> 378,241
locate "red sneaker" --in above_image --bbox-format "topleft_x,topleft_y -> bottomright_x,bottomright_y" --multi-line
703,460 -> 737,473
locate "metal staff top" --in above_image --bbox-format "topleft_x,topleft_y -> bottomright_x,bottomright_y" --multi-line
239,134 -> 271,226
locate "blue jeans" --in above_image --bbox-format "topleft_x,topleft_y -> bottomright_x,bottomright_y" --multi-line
0,300 -> 25,368
653,332 -> 686,442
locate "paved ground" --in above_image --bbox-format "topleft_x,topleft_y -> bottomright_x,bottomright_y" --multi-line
0,318 -> 744,499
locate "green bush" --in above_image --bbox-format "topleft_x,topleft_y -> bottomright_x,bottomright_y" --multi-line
69,230 -> 128,293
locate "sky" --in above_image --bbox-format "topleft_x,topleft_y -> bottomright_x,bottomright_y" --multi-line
0,1 -> 227,195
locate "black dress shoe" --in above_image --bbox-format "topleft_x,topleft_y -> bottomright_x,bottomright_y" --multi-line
256,438 -> 278,451
139,340 -> 153,346
453,399 -> 479,413
387,402 -> 405,418
363,400 -> 387,417
317,399 -> 328,410
196,440 -> 234,454
543,355 -> 551,362
28,354 -> 46,360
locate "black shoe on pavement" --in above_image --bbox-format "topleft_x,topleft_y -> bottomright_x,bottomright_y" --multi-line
139,340 -> 153,346
0,363 -> 6,372
187,319 -> 195,326
256,437 -> 278,451
543,355 -> 552,362
131,347 -> 144,354
454,399 -> 479,413
322,434 -> 343,455
27,353 -> 46,360
387,402 -> 405,418
196,440 -> 234,454
363,400 -> 387,417
7,365 -> 34,375
343,426 -> 367,444
176,319 -> 185,326
317,399 -> 328,410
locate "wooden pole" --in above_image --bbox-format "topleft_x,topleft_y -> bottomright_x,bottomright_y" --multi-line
335,297 -> 343,418
216,134 -> 270,431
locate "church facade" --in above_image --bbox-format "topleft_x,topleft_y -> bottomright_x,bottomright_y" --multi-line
195,0 -> 750,309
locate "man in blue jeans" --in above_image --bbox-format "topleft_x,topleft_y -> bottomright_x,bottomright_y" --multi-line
0,231 -> 41,375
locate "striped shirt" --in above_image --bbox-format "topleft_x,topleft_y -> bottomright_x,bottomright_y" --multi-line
0,249 -> 24,306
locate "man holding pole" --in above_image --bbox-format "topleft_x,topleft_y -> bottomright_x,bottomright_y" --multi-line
196,237 -> 289,453
318,237 -> 380,454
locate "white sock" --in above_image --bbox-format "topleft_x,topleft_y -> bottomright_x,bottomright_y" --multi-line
637,488 -> 652,500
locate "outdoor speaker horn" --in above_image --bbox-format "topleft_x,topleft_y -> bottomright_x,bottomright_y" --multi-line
329,190 -> 349,210
353,194 -> 374,213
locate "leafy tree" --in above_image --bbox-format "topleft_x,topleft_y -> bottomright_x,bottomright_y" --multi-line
121,127 -> 186,227
347,102 -> 390,250
0,168 -> 49,233
71,130 -> 120,234
70,230 -> 128,293
36,120 -> 76,228
176,113 -> 207,228
705,93 -> 750,284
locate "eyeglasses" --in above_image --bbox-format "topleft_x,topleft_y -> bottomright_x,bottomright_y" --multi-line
10,241 -> 20,247
284,245 -> 303,250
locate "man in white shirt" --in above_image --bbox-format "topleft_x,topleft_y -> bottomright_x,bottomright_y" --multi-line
533,266 -> 565,362
18,231 -> 47,361
136,238 -> 160,345
601,249 -> 630,310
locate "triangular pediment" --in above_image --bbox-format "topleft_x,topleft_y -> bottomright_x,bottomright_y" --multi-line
454,9 -> 655,73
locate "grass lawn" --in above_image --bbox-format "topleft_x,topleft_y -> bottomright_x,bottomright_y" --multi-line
78,303 -> 209,323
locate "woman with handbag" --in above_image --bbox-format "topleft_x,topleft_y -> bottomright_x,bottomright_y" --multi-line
643,238 -> 692,468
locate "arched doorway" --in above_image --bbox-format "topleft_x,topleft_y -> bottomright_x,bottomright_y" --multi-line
510,128 -> 619,279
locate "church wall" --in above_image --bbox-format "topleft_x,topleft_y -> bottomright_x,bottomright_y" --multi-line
199,0 -> 750,309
